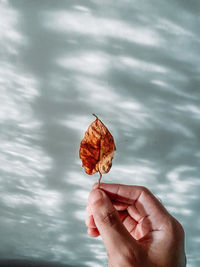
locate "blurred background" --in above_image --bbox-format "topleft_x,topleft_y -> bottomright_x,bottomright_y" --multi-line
0,0 -> 200,266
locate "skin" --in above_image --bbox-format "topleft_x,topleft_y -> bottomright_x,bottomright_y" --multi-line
86,183 -> 186,267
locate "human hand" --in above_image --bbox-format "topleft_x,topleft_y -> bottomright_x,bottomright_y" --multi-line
86,183 -> 186,267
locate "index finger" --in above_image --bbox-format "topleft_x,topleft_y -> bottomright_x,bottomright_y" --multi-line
93,182 -> 143,204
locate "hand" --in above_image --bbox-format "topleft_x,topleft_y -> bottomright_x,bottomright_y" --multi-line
86,183 -> 186,267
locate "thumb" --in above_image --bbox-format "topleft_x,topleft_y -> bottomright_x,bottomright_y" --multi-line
88,189 -> 139,258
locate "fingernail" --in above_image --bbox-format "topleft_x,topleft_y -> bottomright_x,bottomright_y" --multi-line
90,189 -> 103,204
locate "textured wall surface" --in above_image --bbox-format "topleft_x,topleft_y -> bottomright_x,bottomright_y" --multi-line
0,0 -> 200,266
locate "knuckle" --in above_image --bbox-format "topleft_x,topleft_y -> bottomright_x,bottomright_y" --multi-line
139,186 -> 148,193
138,186 -> 151,195
166,216 -> 185,240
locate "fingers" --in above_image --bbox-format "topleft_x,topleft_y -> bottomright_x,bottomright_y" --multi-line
93,183 -> 170,229
111,200 -> 129,211
86,215 -> 96,228
87,227 -> 100,237
92,182 -> 141,204
88,189 -> 139,257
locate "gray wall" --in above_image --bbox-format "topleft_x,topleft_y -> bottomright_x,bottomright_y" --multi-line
0,0 -> 200,266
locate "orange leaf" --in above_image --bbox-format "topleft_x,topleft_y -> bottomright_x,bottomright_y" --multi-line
79,114 -> 116,185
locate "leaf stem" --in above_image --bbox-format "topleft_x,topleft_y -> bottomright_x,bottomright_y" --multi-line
98,172 -> 102,188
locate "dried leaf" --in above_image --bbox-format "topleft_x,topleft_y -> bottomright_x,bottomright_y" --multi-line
79,114 -> 116,185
